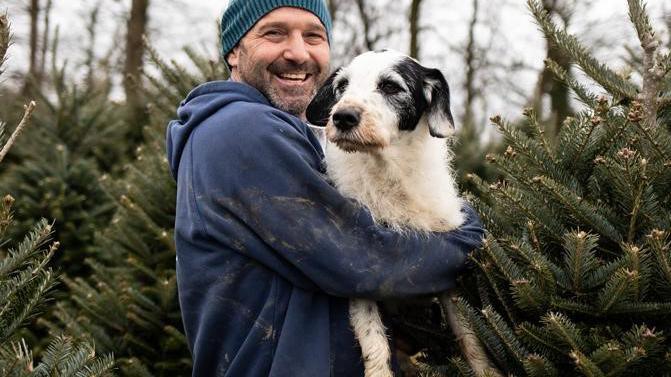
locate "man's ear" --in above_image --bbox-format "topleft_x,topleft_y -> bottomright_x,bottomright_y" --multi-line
226,46 -> 240,70
422,68 -> 455,138
306,69 -> 341,128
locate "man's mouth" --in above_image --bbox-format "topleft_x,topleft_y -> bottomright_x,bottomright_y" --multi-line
274,72 -> 312,83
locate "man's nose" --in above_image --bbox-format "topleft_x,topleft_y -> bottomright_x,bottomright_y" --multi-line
282,33 -> 310,64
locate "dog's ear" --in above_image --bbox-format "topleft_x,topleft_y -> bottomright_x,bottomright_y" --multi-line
422,68 -> 455,138
307,69 -> 341,127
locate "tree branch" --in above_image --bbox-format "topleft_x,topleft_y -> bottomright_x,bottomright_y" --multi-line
0,101 -> 37,164
408,0 -> 424,58
628,0 -> 663,128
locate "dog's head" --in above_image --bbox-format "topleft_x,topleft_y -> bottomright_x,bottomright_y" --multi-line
306,49 -> 455,153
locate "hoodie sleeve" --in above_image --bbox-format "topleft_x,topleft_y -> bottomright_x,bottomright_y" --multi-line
186,103 -> 484,300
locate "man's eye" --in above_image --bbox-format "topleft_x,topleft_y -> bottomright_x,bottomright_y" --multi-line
264,30 -> 283,37
379,80 -> 403,95
306,33 -> 325,40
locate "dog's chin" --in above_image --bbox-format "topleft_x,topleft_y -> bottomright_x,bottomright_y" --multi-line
331,138 -> 384,153
326,124 -> 389,154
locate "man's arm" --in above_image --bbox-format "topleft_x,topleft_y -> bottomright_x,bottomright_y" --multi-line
186,104 -> 484,300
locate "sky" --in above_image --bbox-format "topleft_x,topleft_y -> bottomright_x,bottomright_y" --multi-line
1,0 -> 669,123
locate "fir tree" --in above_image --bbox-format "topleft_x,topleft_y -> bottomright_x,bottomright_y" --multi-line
0,13 -> 114,376
49,44 -> 227,376
442,1 -> 671,376
0,31 -> 131,278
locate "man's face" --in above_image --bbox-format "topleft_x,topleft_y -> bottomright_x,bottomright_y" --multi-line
227,7 -> 331,120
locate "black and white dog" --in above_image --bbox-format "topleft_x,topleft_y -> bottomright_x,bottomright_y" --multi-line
307,50 -> 497,377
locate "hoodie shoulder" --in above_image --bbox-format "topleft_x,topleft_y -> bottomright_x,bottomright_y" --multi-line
166,80 -> 317,179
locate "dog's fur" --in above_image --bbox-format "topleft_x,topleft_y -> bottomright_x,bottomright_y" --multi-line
307,50 -> 498,377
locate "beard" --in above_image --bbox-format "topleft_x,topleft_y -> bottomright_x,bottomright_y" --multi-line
237,56 -> 329,117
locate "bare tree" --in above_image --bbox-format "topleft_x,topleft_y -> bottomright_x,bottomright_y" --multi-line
532,0 -> 575,136
354,0 -> 376,51
408,0 -> 424,59
327,0 -> 340,25
84,4 -> 101,90
666,6 -> 671,51
328,0 -> 403,65
463,0 -> 480,128
38,0 -> 51,81
0,14 -> 9,76
124,0 -> 150,133
23,0 -> 40,93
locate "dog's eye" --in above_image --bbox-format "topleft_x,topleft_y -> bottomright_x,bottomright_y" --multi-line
379,80 -> 403,95
335,79 -> 349,95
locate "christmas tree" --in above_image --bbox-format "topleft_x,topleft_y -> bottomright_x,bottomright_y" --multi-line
0,27 -> 131,278
49,44 -> 227,376
446,1 -> 671,376
0,13 -> 113,376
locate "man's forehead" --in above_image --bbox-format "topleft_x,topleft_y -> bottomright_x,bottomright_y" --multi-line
253,7 -> 326,31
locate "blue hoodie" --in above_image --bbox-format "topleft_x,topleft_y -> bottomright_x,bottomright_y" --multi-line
166,80 -> 485,377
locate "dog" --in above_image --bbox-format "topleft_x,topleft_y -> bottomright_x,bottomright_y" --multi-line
306,50 -> 498,377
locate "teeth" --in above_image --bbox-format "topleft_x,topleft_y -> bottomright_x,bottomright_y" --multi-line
278,73 -> 307,80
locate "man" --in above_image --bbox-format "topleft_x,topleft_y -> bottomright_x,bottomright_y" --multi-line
166,1 -> 485,376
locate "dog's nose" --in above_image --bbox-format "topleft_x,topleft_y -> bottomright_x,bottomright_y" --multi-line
332,109 -> 361,131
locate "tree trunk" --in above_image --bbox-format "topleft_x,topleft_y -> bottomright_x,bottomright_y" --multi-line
463,0 -> 479,129
0,15 -> 9,73
327,0 -> 339,25
354,0 -> 375,51
408,0 -> 424,59
39,0 -> 52,81
24,0 -> 40,94
85,6 -> 101,90
123,0 -> 150,139
533,0 -> 572,136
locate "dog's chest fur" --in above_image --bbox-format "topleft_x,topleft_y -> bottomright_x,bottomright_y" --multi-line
323,119 -> 465,377
325,121 -> 464,232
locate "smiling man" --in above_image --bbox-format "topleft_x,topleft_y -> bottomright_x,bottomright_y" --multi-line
225,6 -> 330,118
166,1 -> 485,376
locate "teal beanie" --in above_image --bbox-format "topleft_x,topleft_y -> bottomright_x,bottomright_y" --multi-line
220,0 -> 332,59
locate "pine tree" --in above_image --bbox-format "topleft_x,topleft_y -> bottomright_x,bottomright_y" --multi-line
0,13 -> 114,376
0,32 -> 132,278
49,44 -> 227,376
444,1 -> 671,376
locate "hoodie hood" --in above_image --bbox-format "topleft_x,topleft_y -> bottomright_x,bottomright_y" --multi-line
166,80 -> 270,178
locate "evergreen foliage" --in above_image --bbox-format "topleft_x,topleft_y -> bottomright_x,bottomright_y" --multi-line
49,45 -> 227,376
0,193 -> 115,376
453,121 -> 503,195
0,13 -> 113,376
0,40 -> 132,277
446,1 -> 671,375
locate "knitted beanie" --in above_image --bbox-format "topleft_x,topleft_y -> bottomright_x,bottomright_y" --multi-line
220,0 -> 332,59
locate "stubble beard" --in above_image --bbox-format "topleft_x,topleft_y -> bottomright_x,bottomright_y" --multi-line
237,55 -> 328,117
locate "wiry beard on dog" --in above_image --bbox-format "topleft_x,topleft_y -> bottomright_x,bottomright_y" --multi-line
325,103 -> 391,153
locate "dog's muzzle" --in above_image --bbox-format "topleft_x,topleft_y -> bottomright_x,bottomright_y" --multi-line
326,102 -> 389,153
332,108 -> 362,131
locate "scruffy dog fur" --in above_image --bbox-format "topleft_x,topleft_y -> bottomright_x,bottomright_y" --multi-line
307,50 -> 498,377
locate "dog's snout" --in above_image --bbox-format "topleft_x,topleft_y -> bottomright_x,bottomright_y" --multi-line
332,109 -> 361,131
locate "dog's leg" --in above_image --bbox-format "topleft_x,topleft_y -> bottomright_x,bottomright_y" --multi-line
350,299 -> 394,377
440,292 -> 504,377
